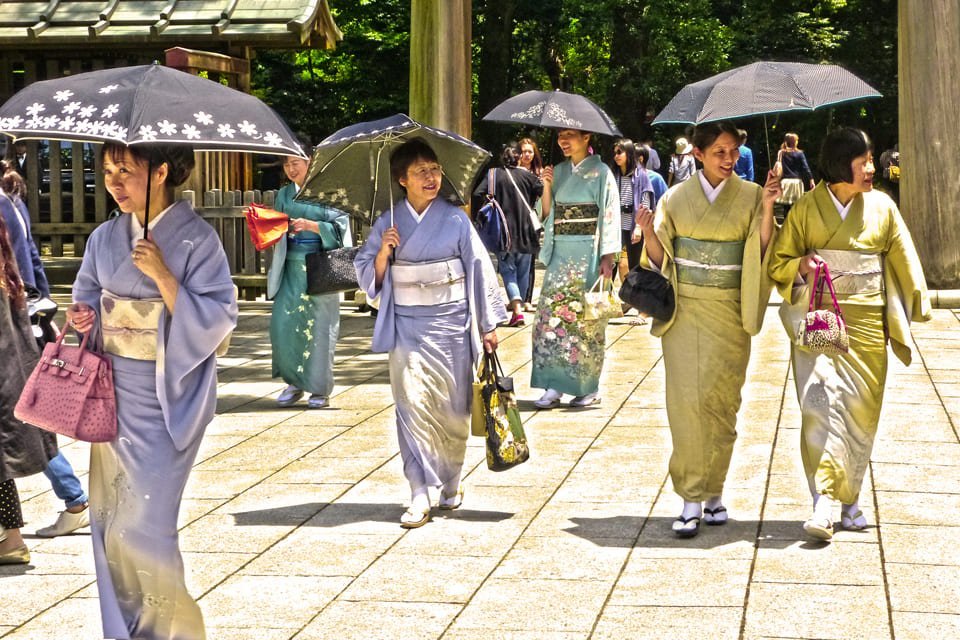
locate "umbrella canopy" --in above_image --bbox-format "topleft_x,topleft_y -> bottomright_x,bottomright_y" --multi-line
297,114 -> 491,222
0,64 -> 304,157
482,89 -> 621,136
652,61 -> 882,125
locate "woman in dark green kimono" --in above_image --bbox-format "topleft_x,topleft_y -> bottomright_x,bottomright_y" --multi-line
268,153 -> 351,409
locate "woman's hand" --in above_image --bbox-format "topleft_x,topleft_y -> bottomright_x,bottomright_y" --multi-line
66,302 -> 96,333
599,253 -> 615,279
762,169 -> 782,210
482,329 -> 499,353
289,218 -> 319,234
797,252 -> 823,278
131,236 -> 172,283
378,227 -> 400,259
635,204 -> 655,233
541,165 -> 554,188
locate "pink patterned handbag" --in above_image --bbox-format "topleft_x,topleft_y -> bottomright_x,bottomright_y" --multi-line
14,330 -> 117,443
799,262 -> 849,355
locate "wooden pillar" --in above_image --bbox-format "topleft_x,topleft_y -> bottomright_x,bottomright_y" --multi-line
899,2 -> 960,288
409,0 -> 472,138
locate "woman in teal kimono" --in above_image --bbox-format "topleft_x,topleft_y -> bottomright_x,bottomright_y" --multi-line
269,153 -> 351,409
768,128 -> 931,541
531,129 -> 621,409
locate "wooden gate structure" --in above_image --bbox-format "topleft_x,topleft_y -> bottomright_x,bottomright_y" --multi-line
0,0 -> 341,295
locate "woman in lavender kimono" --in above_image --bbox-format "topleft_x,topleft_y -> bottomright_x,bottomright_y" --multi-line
68,143 -> 237,640
531,128 -> 620,409
355,138 -> 506,528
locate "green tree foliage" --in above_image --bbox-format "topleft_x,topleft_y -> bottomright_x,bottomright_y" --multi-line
250,0 -> 897,174
251,0 -> 410,143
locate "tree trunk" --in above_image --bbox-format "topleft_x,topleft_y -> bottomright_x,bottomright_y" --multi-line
607,0 -> 647,139
899,1 -> 960,288
409,0 -> 472,137
475,0 -> 518,150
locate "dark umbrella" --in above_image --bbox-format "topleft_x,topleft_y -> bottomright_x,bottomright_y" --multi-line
0,64 -> 304,156
652,61 -> 881,169
482,89 -> 621,136
651,61 -> 882,125
0,64 -> 304,236
296,113 -> 491,224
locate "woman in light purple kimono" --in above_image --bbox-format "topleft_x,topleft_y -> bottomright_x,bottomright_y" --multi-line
355,138 -> 507,528
68,144 -> 237,640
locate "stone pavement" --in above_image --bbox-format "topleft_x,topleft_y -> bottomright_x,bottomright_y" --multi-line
2,296 -> 959,639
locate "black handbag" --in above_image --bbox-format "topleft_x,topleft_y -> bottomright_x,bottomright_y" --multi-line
618,265 -> 675,321
305,224 -> 360,295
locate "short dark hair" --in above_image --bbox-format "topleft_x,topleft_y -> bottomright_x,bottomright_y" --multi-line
610,138 -> 636,176
691,120 -> 740,151
501,144 -> 520,168
390,137 -> 438,185
818,127 -> 873,184
635,144 -> 650,166
103,143 -> 195,188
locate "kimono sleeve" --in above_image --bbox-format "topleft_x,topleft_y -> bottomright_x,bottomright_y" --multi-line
768,196 -> 811,300
598,168 -> 622,257
461,215 -> 508,338
739,190 -> 776,335
157,226 -> 238,450
883,204 -> 932,366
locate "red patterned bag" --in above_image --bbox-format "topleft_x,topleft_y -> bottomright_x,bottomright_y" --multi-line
15,330 -> 117,443
799,262 -> 849,356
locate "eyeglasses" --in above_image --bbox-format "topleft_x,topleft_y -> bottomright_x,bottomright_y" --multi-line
409,164 -> 443,180
614,149 -> 625,155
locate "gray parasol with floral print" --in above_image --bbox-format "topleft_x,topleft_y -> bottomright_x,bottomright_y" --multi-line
0,64 -> 304,157
482,89 -> 621,136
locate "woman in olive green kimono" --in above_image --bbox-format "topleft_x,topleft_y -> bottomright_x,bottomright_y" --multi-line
768,128 -> 931,541
637,120 -> 780,537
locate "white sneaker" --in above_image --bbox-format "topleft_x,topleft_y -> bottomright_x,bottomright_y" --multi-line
307,395 -> 328,409
534,388 -> 563,409
569,392 -> 600,407
277,385 -> 304,406
36,507 -> 90,537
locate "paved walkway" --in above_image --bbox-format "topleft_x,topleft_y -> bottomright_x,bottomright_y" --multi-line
3,295 -> 959,639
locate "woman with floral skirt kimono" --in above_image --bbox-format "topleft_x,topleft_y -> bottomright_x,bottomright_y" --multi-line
637,120 -> 780,538
768,128 -> 931,541
68,143 -> 237,639
355,138 -> 506,528
268,152 -> 351,409
531,129 -> 621,409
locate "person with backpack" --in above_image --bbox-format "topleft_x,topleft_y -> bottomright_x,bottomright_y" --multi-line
473,145 -> 543,326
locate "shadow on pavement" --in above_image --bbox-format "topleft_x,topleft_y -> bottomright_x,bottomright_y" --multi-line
565,516 -> 820,549
231,502 -> 515,527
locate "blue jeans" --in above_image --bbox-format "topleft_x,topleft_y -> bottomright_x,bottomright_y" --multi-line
496,252 -> 532,304
43,452 -> 88,509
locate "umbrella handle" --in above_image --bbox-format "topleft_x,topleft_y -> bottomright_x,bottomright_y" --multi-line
143,160 -> 152,240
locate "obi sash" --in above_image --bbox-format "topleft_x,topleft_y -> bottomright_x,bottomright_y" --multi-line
816,249 -> 883,295
101,290 -> 232,360
391,258 -> 466,307
673,237 -> 744,289
554,202 -> 599,236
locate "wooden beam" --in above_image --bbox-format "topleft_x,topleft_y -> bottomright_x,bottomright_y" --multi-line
900,1 -> 960,288
409,0 -> 471,138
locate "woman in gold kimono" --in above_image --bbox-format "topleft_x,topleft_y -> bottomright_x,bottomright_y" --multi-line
768,128 -> 931,541
636,120 -> 780,537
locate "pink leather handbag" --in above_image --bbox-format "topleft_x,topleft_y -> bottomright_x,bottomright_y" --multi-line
15,330 -> 117,443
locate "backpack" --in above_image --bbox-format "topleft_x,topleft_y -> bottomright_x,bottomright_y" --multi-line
474,168 -> 511,252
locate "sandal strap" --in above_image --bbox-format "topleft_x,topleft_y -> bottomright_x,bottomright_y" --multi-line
704,506 -> 727,516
